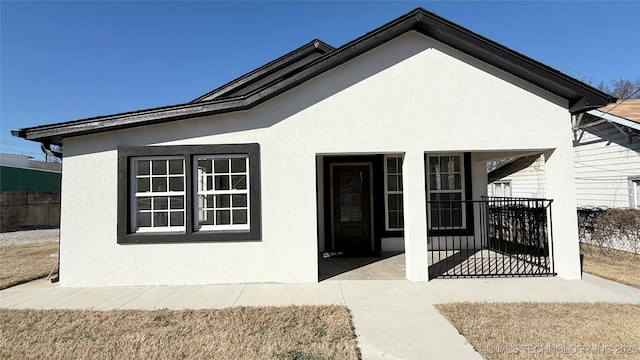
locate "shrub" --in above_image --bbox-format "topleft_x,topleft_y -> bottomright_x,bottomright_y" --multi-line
578,207 -> 640,257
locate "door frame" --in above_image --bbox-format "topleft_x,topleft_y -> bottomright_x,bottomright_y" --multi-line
329,162 -> 375,252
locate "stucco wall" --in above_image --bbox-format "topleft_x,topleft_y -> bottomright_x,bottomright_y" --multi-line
59,32 -> 578,286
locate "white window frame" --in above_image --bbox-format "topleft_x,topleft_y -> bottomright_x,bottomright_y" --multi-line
130,156 -> 186,233
194,154 -> 250,231
426,153 -> 466,230
491,180 -> 512,197
630,176 -> 640,209
384,155 -> 404,231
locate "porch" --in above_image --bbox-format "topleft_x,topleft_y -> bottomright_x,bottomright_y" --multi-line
318,196 -> 555,280
316,150 -> 574,281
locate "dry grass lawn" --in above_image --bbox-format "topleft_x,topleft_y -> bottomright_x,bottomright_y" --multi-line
580,243 -> 640,289
0,242 -> 58,290
437,302 -> 640,359
0,306 -> 359,360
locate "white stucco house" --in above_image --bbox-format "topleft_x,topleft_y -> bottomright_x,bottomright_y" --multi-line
13,8 -> 615,287
489,99 -> 640,209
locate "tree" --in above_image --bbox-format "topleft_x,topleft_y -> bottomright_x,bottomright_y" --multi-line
594,77 -> 640,100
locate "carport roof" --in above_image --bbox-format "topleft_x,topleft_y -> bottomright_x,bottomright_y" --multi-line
13,7 -> 616,146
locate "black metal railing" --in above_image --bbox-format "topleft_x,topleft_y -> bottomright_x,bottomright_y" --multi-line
427,196 -> 554,279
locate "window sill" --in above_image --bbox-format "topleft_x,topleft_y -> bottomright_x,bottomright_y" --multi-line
118,230 -> 261,244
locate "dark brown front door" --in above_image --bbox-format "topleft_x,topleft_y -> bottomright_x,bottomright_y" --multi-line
332,165 -> 372,254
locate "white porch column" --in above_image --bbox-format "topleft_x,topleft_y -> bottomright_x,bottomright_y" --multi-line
402,150 -> 429,281
544,148 -> 581,279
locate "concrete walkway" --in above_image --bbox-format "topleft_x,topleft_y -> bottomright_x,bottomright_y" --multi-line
2,274 -> 639,359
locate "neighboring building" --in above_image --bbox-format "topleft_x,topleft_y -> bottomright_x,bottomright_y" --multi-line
0,153 -> 62,230
488,154 -> 546,198
488,99 -> 640,209
13,8 -> 614,287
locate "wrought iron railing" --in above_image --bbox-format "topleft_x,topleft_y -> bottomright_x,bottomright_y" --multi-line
427,197 -> 554,278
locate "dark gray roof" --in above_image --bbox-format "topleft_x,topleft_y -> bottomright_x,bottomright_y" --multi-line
13,7 -> 616,146
191,39 -> 334,102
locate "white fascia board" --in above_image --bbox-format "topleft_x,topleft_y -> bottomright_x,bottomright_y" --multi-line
587,109 -> 640,131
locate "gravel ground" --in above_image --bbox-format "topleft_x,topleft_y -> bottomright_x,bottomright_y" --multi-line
0,229 -> 59,247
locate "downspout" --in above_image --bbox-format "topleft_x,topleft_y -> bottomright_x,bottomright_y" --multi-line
41,142 -> 63,159
41,142 -> 63,283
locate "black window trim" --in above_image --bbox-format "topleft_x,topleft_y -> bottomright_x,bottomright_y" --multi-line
117,143 -> 261,244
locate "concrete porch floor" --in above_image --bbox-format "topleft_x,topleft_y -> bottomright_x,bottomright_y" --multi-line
318,251 -> 406,281
318,250 -> 553,281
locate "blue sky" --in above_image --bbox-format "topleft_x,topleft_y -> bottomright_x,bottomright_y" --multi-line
2,1 -> 639,159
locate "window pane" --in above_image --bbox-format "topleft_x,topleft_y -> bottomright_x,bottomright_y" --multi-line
216,194 -> 230,208
152,178 -> 167,192
152,160 -> 167,175
200,210 -> 214,226
201,195 -> 214,210
137,161 -> 150,175
233,209 -> 247,224
440,175 -> 450,190
387,175 -> 397,191
429,157 -> 438,172
339,170 -> 363,222
137,197 -> 151,211
451,209 -> 462,227
231,158 -> 246,173
170,211 -> 184,226
169,196 -> 184,210
389,211 -> 398,228
440,174 -> 461,190
398,174 -> 403,191
169,177 -> 184,191
137,212 -> 151,228
137,178 -> 150,192
232,194 -> 247,207
169,159 -> 183,174
450,156 -> 461,172
438,157 -> 448,172
388,194 -> 399,211
198,159 -> 212,174
430,174 -> 439,190
387,158 -> 397,173
154,212 -> 168,227
214,159 -> 229,173
216,210 -> 231,225
155,197 -> 168,210
231,175 -> 247,190
429,193 -> 462,228
206,176 -> 213,191
397,157 -> 403,173
215,175 -> 229,190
